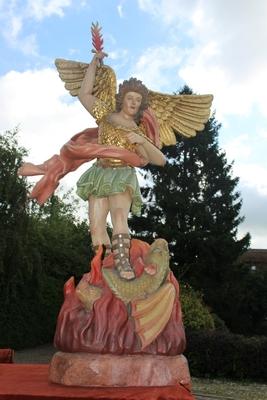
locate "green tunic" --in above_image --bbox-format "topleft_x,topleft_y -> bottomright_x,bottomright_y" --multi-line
76,99 -> 144,216
76,162 -> 142,216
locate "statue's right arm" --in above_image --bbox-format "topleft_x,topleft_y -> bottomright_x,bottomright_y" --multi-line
78,51 -> 107,114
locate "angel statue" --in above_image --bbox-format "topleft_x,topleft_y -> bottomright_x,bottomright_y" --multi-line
18,23 -> 213,283
19,24 -> 213,391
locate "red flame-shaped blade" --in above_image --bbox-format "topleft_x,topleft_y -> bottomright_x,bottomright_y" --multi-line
91,22 -> 104,52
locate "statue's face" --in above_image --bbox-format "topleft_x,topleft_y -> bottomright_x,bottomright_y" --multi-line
122,91 -> 142,117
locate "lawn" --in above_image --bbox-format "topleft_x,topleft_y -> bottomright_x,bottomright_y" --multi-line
192,377 -> 267,400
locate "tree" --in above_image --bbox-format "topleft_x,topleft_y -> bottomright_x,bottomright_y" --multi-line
0,128 -> 29,301
223,264 -> 267,335
0,129 -> 92,348
0,129 -> 37,347
28,192 -> 92,281
130,86 -> 250,331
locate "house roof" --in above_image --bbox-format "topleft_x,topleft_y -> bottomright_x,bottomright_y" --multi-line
238,249 -> 267,264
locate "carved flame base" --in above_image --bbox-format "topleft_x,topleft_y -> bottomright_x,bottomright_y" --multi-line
49,351 -> 192,388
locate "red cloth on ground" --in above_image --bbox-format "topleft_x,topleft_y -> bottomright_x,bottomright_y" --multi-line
0,364 -> 195,400
0,349 -> 14,363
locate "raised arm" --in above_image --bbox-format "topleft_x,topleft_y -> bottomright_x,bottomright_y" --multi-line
78,51 -> 107,114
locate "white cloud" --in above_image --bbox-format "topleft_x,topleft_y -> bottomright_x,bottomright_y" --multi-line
109,49 -> 128,61
237,185 -> 267,248
10,14 -> 23,39
258,129 -> 267,140
19,34 -> 39,56
138,0 -> 267,119
118,6 -> 123,17
131,46 -> 184,90
0,5 -> 36,54
68,48 -> 80,56
26,0 -> 72,20
249,235 -> 267,249
234,163 -> 267,197
108,48 -> 130,71
0,0 -> 72,55
223,134 -> 252,161
138,0 -> 196,25
117,2 -> 124,18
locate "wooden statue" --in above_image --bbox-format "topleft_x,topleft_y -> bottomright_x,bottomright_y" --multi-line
19,23 -> 213,396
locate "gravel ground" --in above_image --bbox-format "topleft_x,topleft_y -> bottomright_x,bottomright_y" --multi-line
14,343 -> 56,364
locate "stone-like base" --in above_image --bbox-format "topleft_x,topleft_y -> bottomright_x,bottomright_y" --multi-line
49,352 -> 192,388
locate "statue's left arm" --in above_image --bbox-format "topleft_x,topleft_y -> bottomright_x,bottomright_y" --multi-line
127,132 -> 166,167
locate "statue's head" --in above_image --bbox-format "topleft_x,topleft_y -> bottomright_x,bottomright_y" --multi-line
116,78 -> 149,123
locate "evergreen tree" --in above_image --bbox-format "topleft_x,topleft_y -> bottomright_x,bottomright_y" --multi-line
130,87 -> 250,330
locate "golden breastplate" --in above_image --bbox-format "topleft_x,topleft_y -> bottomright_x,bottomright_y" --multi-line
98,119 -> 137,167
100,120 -> 137,151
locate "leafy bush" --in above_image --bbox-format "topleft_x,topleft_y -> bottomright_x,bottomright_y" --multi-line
180,284 -> 215,330
185,330 -> 267,381
0,129 -> 92,349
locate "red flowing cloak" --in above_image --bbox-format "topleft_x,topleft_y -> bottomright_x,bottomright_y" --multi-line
18,109 -> 160,205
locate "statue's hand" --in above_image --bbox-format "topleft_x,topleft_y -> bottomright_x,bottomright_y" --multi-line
91,50 -> 108,66
126,132 -> 146,145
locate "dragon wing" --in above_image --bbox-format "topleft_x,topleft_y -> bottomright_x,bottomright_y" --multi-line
148,90 -> 213,147
54,58 -> 117,111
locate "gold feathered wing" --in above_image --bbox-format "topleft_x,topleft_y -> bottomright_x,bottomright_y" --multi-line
54,58 -> 117,111
54,58 -> 212,145
148,90 -> 213,147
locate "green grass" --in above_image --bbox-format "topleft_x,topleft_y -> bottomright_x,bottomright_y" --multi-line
192,377 -> 267,400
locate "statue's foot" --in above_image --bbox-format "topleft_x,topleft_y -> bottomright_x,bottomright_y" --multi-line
112,233 -> 135,281
117,262 -> 135,280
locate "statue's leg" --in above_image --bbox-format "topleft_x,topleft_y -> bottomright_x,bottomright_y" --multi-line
109,191 -> 135,280
88,195 -> 111,255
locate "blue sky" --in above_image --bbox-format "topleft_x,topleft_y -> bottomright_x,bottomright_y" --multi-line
0,0 -> 267,248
